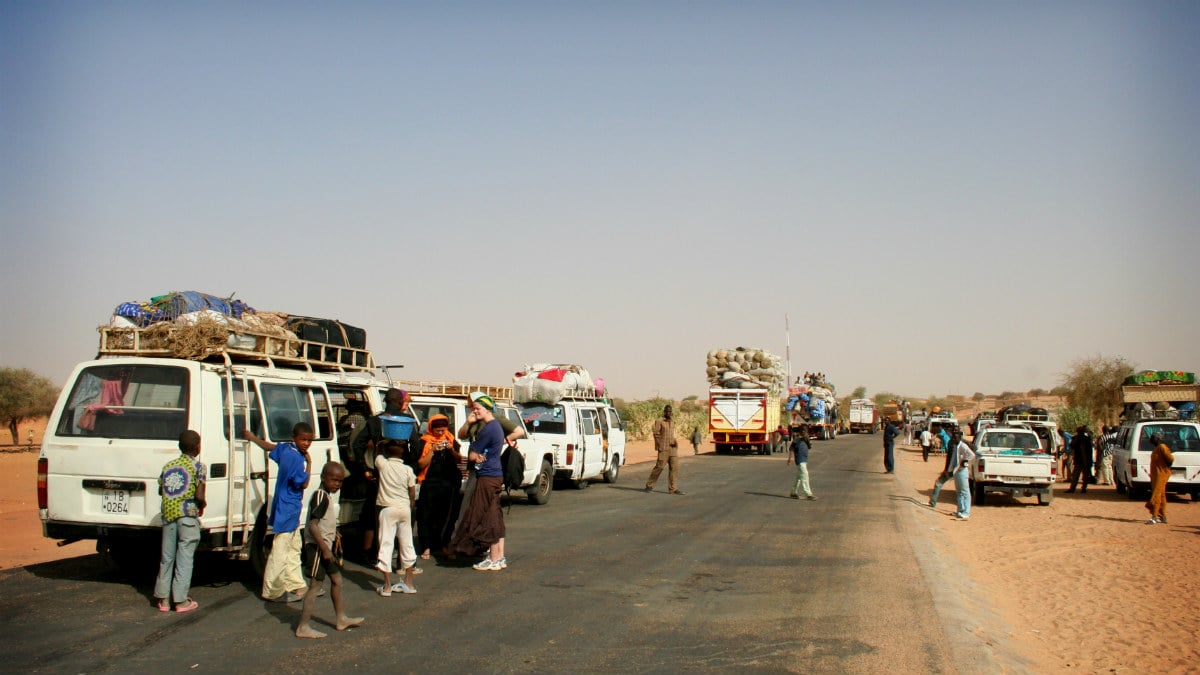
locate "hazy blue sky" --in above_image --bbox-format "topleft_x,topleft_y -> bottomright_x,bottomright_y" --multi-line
2,2 -> 1197,401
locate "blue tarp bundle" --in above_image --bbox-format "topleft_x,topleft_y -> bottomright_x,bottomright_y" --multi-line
114,291 -> 254,327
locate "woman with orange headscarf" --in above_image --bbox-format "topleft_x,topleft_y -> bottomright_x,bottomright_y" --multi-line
416,414 -> 462,559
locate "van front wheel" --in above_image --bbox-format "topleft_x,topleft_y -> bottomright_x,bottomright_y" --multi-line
528,460 -> 553,505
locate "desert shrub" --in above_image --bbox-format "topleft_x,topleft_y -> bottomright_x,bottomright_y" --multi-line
1058,355 -> 1133,427
972,392 -> 986,402
1055,405 -> 1092,434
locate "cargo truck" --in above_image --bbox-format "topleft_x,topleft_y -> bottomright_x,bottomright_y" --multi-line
709,388 -> 780,455
848,399 -> 879,434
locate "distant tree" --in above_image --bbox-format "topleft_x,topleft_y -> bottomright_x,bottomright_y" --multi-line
0,368 -> 60,444
971,392 -> 986,402
873,392 -> 899,407
998,391 -> 1023,402
678,397 -> 703,414
851,386 -> 867,400
1027,388 -> 1046,397
1049,385 -> 1071,397
1058,355 -> 1134,426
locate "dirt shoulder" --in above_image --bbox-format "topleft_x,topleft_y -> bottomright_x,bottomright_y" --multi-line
893,438 -> 1199,674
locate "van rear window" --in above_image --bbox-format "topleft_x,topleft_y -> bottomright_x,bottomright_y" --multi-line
57,365 -> 189,440
1138,424 -> 1200,452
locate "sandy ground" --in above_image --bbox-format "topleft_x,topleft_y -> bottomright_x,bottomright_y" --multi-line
7,432 -> 1198,673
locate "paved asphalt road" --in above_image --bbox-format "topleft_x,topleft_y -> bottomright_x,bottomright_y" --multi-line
0,433 -> 1015,674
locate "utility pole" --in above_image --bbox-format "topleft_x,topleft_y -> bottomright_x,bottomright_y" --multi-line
785,313 -> 791,388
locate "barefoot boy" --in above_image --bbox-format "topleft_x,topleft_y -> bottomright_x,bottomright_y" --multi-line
296,462 -> 363,638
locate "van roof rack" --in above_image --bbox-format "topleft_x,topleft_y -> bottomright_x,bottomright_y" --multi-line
393,379 -> 514,401
97,325 -> 376,373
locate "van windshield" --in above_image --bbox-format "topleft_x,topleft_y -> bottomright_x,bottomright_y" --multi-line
56,364 -> 189,440
517,403 -> 567,434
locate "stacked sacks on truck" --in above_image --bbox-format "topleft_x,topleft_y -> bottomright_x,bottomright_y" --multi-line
705,347 -> 786,395
513,364 -> 598,404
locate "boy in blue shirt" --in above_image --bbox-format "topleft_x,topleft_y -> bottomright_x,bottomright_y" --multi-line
244,422 -> 314,602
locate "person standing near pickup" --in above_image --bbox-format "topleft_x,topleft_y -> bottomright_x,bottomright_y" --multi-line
1066,426 -> 1093,493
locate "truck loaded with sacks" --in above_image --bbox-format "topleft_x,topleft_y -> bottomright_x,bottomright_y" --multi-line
786,376 -> 839,440
706,347 -> 785,455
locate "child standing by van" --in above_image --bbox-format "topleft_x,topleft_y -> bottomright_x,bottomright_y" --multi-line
374,439 -> 418,596
296,462 -> 364,638
154,430 -> 206,613
243,423 -> 313,603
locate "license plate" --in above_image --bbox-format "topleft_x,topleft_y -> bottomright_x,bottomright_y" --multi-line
102,489 -> 130,514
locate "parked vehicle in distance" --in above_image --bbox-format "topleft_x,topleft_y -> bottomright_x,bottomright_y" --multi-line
848,399 -> 880,434
709,387 -> 781,454
969,426 -> 1056,505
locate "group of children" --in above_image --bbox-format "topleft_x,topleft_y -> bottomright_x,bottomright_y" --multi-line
153,392 -> 492,639
154,425 -> 362,639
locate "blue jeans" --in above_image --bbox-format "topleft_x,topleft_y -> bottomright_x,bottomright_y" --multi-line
883,443 -> 895,472
954,468 -> 971,518
155,516 -> 200,603
930,468 -> 971,517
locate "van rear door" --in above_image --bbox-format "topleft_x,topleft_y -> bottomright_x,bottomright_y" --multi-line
43,361 -> 192,531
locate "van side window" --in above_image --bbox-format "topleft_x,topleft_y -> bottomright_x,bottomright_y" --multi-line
580,409 -> 601,434
56,364 -> 189,440
261,384 -> 320,441
410,404 -> 457,434
221,380 -> 263,440
606,408 -> 622,430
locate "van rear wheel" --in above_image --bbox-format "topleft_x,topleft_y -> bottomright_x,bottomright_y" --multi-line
602,458 -> 619,484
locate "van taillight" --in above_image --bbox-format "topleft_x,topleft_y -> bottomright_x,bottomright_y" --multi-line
566,444 -> 574,464
37,457 -> 47,509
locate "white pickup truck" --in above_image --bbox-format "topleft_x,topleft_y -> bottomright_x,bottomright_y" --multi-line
969,425 -> 1056,506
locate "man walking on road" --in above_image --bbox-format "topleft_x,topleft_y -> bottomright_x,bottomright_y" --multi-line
786,426 -> 816,500
882,420 -> 900,473
644,405 -> 683,495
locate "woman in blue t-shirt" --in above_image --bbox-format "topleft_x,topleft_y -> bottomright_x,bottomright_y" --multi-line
449,395 -> 508,571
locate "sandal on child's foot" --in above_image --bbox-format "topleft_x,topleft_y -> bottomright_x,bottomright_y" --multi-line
157,599 -> 171,613
174,599 -> 198,613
